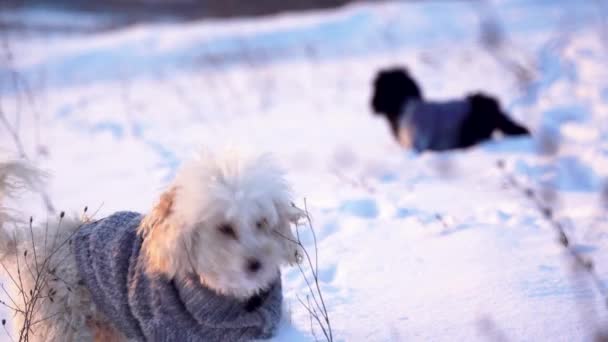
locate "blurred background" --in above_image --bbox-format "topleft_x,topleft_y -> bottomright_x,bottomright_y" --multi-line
1,0 -> 356,28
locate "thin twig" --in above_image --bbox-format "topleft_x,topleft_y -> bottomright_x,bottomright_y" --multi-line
275,200 -> 333,341
3,322 -> 14,342
497,161 -> 608,303
1,207 -> 95,341
28,219 -> 38,276
296,294 -> 328,340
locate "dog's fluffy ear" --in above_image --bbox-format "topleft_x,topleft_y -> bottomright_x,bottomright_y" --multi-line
142,187 -> 175,228
276,202 -> 305,265
140,187 -> 187,277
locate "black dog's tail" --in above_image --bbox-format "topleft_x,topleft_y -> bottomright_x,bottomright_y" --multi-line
468,93 -> 530,136
496,111 -> 530,136
459,93 -> 530,148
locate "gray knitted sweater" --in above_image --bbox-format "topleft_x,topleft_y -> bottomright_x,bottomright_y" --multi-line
73,211 -> 282,342
399,99 -> 471,152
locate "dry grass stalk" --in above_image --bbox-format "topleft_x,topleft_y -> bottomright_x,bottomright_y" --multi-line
275,199 -> 333,342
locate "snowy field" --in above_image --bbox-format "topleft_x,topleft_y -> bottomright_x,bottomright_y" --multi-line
2,0 -> 608,340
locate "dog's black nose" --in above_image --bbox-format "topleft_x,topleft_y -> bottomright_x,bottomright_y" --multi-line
247,259 -> 262,273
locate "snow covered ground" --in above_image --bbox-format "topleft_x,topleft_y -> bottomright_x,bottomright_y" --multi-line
2,1 -> 608,340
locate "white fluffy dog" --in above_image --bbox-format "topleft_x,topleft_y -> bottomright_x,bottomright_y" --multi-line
0,150 -> 303,341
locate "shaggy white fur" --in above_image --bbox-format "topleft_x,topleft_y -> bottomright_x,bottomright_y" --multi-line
0,149 -> 303,341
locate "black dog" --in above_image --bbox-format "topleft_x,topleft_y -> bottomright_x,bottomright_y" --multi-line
371,67 -> 530,152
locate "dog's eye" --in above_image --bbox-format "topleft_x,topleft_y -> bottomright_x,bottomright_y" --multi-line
256,218 -> 268,230
218,224 -> 237,239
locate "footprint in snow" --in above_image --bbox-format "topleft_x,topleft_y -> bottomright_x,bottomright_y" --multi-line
395,207 -> 416,219
377,172 -> 398,183
339,198 -> 379,219
283,263 -> 338,288
317,265 -> 337,283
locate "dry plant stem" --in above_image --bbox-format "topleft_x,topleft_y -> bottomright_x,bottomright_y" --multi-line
498,163 -> 608,306
435,213 -> 450,230
0,34 -> 55,214
296,294 -> 326,341
3,323 -> 14,342
0,209 -> 89,341
0,109 -> 26,159
307,295 -> 319,342
0,35 -> 26,159
302,199 -> 332,340
293,236 -> 329,339
274,200 -> 333,341
330,168 -> 376,195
